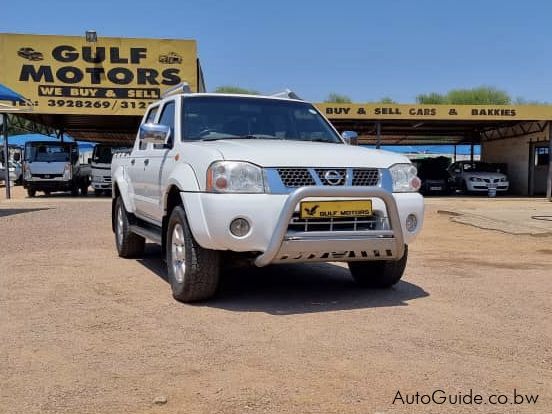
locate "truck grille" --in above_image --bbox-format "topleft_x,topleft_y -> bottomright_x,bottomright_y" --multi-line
277,168 -> 316,187
352,169 -> 380,186
287,212 -> 386,232
32,173 -> 63,179
277,168 -> 379,188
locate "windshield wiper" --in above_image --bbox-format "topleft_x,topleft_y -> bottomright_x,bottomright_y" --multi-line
308,138 -> 340,143
200,134 -> 278,142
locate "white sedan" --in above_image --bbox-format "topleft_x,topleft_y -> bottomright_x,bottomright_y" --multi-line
448,161 -> 509,193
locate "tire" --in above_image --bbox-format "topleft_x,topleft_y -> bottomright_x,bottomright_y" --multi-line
94,188 -> 102,196
114,196 -> 145,258
348,245 -> 408,288
80,184 -> 89,196
166,206 -> 220,302
27,188 -> 36,197
461,180 -> 469,194
71,185 -> 79,197
44,191 -> 51,196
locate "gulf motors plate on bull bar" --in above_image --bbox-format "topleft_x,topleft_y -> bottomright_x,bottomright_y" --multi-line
300,200 -> 373,219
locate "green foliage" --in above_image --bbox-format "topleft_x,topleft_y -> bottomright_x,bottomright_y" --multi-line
324,93 -> 352,103
213,86 -> 259,95
513,97 -> 549,105
416,87 -> 512,105
415,92 -> 448,104
378,97 -> 397,104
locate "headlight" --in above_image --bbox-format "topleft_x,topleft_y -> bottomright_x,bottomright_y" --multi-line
207,161 -> 266,193
500,177 -> 507,182
63,163 -> 72,180
389,164 -> 421,192
469,177 -> 482,182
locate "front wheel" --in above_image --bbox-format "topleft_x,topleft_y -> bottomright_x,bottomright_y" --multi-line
114,197 -> 145,258
348,245 -> 408,288
27,188 -> 36,197
166,206 -> 220,302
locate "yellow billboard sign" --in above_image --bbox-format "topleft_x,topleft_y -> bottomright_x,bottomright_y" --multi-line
0,33 -> 198,115
316,103 -> 552,121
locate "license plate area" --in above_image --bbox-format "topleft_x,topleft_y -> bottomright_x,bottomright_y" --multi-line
300,200 -> 373,219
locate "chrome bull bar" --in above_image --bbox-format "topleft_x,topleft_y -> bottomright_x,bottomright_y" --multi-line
254,186 -> 405,267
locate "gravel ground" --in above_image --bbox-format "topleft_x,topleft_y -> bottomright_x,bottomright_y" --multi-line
1,188 -> 551,413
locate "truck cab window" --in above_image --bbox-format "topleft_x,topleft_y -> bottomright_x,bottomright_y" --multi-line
155,101 -> 176,149
140,106 -> 159,150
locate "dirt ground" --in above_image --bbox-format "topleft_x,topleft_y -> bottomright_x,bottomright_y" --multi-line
1,186 -> 551,414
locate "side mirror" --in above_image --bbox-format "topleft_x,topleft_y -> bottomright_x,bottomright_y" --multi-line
139,123 -> 171,146
13,153 -> 21,162
341,130 -> 358,145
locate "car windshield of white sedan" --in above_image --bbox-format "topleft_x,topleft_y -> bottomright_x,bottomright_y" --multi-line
463,162 -> 503,173
182,96 -> 342,143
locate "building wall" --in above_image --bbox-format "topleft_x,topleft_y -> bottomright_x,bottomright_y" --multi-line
481,125 -> 549,195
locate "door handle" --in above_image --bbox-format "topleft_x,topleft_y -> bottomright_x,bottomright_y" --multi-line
144,159 -> 149,166
130,159 -> 135,166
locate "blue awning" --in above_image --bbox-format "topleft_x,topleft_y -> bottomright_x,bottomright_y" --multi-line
0,84 -> 25,102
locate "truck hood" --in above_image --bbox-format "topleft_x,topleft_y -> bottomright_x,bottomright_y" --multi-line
200,139 -> 409,168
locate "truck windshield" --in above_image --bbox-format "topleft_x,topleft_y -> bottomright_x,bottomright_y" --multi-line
182,96 -> 342,143
93,145 -> 115,163
25,143 -> 70,162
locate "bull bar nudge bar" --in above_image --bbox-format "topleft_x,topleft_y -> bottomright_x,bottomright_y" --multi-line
254,186 -> 405,267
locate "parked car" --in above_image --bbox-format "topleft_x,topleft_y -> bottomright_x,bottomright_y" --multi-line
111,85 -> 425,302
91,144 -> 131,195
22,141 -> 90,197
413,157 -> 451,195
448,161 -> 509,194
0,160 -> 22,184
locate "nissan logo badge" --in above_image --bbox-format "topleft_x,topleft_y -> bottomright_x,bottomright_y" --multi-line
324,170 -> 343,185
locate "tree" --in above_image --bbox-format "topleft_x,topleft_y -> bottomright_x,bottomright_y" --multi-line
378,97 -> 397,104
213,86 -> 259,95
416,86 -> 511,105
324,93 -> 352,103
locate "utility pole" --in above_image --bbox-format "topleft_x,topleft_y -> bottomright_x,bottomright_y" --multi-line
2,113 -> 10,199
547,122 -> 552,201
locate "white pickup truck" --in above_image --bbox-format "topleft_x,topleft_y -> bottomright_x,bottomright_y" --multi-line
111,86 -> 424,302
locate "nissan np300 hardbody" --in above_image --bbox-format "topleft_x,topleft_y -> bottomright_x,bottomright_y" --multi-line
111,86 -> 424,302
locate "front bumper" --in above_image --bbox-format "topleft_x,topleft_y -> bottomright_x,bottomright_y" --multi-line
24,178 -> 73,191
92,175 -> 112,190
181,187 -> 424,267
467,181 -> 509,192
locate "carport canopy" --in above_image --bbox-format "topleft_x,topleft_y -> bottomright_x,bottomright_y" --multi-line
10,102 -> 552,146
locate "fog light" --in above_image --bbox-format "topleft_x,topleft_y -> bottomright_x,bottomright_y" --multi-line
406,214 -> 417,232
230,218 -> 251,237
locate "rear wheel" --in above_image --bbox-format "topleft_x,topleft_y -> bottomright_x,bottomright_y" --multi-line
27,188 -> 36,198
166,206 -> 220,302
114,196 -> 145,258
348,245 -> 408,288
80,184 -> 89,196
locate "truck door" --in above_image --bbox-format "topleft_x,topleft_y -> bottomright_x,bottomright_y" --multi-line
141,99 -> 177,222
131,105 -> 159,217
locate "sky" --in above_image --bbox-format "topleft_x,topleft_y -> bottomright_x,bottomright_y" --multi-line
2,0 -> 552,103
